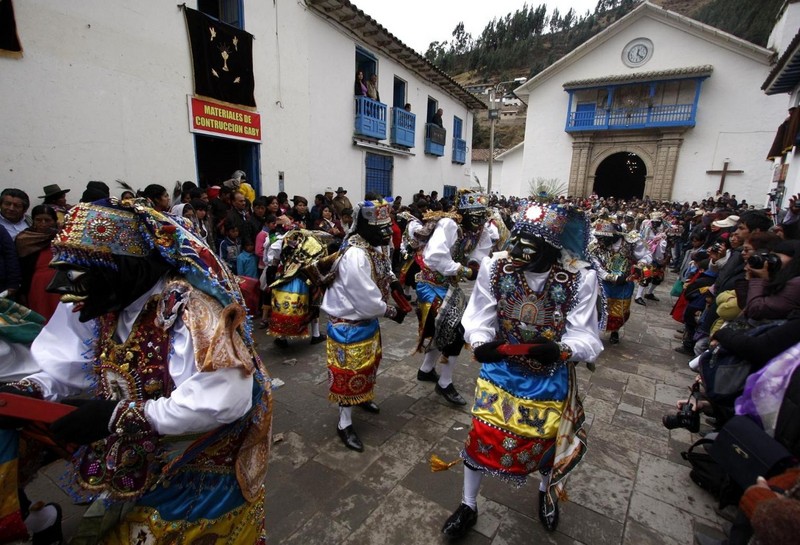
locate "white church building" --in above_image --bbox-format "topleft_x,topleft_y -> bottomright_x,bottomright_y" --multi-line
509,1 -> 786,205
0,0 -> 482,202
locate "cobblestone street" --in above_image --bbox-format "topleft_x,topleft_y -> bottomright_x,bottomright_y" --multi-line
29,277 -> 723,544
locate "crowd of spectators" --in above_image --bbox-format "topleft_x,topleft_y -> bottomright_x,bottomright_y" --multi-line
2,177 -> 799,543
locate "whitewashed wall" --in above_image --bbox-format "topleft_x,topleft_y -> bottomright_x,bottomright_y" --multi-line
1,1 -> 199,199
516,10 -> 784,205
0,0 -> 474,205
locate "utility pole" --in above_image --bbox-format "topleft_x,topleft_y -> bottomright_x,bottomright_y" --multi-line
487,88 -> 497,194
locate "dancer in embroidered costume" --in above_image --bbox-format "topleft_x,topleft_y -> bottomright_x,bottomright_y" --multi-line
414,189 -> 494,405
441,201 -> 603,537
321,196 -> 409,452
266,229 -> 330,347
588,219 -> 651,344
0,198 -> 272,544
634,211 -> 668,305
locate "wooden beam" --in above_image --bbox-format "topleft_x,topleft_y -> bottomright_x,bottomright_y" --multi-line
363,29 -> 380,37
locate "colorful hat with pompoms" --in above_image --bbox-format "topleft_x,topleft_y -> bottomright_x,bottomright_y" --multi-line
512,201 -> 592,260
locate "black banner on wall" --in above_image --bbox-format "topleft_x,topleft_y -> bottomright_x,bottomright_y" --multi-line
184,7 -> 255,107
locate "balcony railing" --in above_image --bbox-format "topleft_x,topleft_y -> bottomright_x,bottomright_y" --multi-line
354,96 -> 387,140
566,103 -> 697,132
452,137 -> 466,164
425,123 -> 446,156
391,108 -> 415,148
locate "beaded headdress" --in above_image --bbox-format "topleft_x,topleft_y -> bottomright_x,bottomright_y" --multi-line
51,198 -> 245,314
456,189 -> 488,213
592,219 -> 621,237
51,203 -> 150,269
359,199 -> 392,226
512,201 -> 591,260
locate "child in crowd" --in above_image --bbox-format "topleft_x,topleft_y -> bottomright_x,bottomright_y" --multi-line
219,220 -> 241,274
237,239 -> 259,279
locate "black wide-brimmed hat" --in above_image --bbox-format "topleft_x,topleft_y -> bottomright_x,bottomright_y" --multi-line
40,184 -> 70,199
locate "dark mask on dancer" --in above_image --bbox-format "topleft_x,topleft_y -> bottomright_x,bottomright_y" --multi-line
47,254 -> 171,322
356,218 -> 392,247
508,232 -> 560,273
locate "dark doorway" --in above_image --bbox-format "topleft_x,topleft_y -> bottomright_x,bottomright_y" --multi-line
194,134 -> 260,194
592,152 -> 646,199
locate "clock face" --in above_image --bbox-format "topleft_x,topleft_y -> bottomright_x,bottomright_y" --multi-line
627,45 -> 648,63
622,38 -> 653,67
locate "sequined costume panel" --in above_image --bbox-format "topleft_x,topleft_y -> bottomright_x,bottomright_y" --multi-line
326,318 -> 382,405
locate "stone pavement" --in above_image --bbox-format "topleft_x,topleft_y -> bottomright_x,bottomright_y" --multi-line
26,276 -> 724,544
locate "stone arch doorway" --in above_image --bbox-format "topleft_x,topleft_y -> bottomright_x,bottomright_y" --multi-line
592,151 -> 646,199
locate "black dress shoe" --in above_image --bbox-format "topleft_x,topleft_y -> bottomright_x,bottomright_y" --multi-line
644,293 -> 660,301
358,400 -> 380,413
274,337 -> 289,348
435,383 -> 467,406
538,491 -> 559,532
337,425 -> 364,452
634,297 -> 646,306
416,368 -> 440,382
441,503 -> 477,538
609,331 -> 620,344
674,345 -> 693,355
309,334 -> 326,345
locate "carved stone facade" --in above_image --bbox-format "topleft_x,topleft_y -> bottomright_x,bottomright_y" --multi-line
568,130 -> 687,199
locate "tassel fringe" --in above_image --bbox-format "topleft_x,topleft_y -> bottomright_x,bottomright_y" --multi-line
430,454 -> 460,472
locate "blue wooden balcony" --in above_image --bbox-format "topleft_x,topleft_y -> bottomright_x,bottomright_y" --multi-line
354,96 -> 387,140
566,103 -> 697,132
391,108 -> 415,147
452,137 -> 466,164
425,123 -> 446,156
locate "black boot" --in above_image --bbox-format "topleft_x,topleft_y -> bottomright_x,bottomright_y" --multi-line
609,331 -> 620,344
441,503 -> 477,538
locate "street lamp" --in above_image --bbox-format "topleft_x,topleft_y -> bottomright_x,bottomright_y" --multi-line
487,78 -> 525,195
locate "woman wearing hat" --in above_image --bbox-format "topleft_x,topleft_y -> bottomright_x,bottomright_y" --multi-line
39,184 -> 72,227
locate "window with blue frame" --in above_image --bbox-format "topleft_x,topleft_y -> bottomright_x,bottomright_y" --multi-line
443,185 -> 457,200
365,153 -> 393,198
452,116 -> 466,164
198,0 -> 244,28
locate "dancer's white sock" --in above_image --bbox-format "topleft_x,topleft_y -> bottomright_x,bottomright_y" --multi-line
438,356 -> 456,388
462,466 -> 483,510
311,320 -> 321,337
338,406 -> 353,430
420,350 -> 439,373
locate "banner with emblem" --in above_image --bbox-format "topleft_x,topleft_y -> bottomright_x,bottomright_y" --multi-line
0,0 -> 22,56
183,6 -> 255,107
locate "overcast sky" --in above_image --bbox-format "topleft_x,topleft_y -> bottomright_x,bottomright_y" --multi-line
352,0 -> 602,54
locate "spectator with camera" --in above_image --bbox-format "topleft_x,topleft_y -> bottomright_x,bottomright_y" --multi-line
742,239 -> 800,321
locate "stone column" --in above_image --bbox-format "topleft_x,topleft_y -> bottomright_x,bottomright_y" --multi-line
651,131 -> 684,200
569,135 -> 594,197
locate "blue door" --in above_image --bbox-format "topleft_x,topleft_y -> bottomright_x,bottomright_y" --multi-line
574,103 -> 596,127
365,153 -> 393,198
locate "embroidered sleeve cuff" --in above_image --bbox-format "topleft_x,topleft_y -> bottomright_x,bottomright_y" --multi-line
558,343 -> 573,361
384,306 -> 398,319
110,400 -> 154,436
6,379 -> 44,399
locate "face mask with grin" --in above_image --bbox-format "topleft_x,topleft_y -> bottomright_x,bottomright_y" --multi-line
508,232 -> 560,273
47,255 -> 172,322
357,220 -> 392,247
460,210 -> 486,232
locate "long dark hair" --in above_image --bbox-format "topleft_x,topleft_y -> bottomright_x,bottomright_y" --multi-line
765,253 -> 800,296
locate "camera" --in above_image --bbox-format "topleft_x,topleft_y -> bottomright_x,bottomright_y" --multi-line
662,383 -> 701,433
746,252 -> 782,273
709,242 -> 723,253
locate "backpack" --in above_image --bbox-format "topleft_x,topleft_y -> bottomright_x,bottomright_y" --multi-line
682,437 -> 742,508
